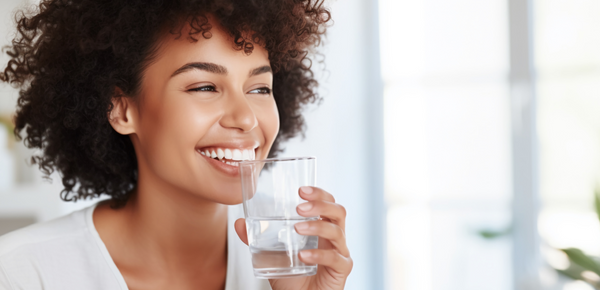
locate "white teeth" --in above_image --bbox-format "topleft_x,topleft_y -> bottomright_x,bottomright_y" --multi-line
226,161 -> 231,165
232,149 -> 243,161
200,147 -> 258,161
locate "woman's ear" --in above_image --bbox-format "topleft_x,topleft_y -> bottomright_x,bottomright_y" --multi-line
108,88 -> 137,135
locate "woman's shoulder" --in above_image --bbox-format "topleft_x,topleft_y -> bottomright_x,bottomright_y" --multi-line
0,206 -> 91,257
0,204 -> 126,290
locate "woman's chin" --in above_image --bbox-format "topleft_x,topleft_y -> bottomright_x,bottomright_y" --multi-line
196,188 -> 244,205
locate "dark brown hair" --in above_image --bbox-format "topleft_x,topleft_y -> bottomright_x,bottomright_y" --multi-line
1,0 -> 330,207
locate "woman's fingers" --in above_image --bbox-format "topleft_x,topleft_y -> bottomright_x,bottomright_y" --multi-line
234,218 -> 249,245
295,220 -> 350,257
299,249 -> 353,275
294,187 -> 353,281
296,199 -> 347,230
299,186 -> 335,203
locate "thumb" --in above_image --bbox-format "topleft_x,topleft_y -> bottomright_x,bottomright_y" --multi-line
234,218 -> 249,245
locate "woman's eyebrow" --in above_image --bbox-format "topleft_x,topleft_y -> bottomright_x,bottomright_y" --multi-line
249,65 -> 272,77
170,62 -> 228,77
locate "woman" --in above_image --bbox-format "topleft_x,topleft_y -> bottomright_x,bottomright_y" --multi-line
0,0 -> 352,289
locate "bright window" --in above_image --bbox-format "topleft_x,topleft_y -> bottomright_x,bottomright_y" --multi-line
379,0 -> 512,289
382,0 -> 600,289
536,0 -> 600,289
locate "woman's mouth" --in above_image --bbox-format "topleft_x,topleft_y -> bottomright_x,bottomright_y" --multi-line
196,147 -> 257,168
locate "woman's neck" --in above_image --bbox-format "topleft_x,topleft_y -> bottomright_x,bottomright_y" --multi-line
93,166 -> 228,288
131,173 -> 228,255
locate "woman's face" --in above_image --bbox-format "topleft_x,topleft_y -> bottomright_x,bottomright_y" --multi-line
127,21 -> 279,204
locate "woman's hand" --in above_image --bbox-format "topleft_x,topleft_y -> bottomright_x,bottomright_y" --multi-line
235,186 -> 353,290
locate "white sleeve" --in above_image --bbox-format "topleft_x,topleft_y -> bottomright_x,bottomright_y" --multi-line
0,260 -> 14,290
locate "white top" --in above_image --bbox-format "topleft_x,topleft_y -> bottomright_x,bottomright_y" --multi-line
0,203 -> 271,290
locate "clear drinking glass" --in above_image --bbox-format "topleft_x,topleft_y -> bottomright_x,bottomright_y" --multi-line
239,156 -> 318,279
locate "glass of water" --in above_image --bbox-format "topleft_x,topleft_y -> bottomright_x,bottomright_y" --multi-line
239,156 -> 318,279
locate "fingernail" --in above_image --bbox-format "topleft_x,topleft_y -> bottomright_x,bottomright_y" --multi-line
297,202 -> 313,212
301,186 -> 313,194
300,251 -> 312,258
295,222 -> 309,231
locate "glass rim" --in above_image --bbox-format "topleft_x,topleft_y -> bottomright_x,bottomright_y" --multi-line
238,156 -> 316,164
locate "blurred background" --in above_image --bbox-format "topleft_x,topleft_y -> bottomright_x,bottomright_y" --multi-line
1,0 -> 599,290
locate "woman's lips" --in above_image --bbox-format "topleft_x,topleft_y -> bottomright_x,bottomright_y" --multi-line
201,154 -> 240,176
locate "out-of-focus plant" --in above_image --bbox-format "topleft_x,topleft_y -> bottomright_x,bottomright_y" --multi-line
474,190 -> 600,288
552,189 -> 600,289
0,115 -> 12,131
0,115 -> 14,148
477,227 -> 511,240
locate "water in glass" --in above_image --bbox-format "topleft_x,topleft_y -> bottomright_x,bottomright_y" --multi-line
247,216 -> 319,278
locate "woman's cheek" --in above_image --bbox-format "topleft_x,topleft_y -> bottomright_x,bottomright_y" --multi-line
261,99 -> 280,148
246,98 -> 277,161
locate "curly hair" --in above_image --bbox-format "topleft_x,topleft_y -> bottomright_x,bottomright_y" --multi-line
1,0 -> 330,207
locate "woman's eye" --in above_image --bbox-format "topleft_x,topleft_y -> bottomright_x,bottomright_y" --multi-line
188,85 -> 216,92
249,87 -> 272,95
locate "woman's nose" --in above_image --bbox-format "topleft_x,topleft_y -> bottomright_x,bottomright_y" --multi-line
219,92 -> 258,132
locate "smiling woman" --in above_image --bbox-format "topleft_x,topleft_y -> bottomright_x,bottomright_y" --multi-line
0,1 -> 353,290
105,20 -> 280,205
2,1 -> 326,207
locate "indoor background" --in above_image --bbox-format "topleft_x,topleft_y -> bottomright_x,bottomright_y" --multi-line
0,0 -> 597,290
